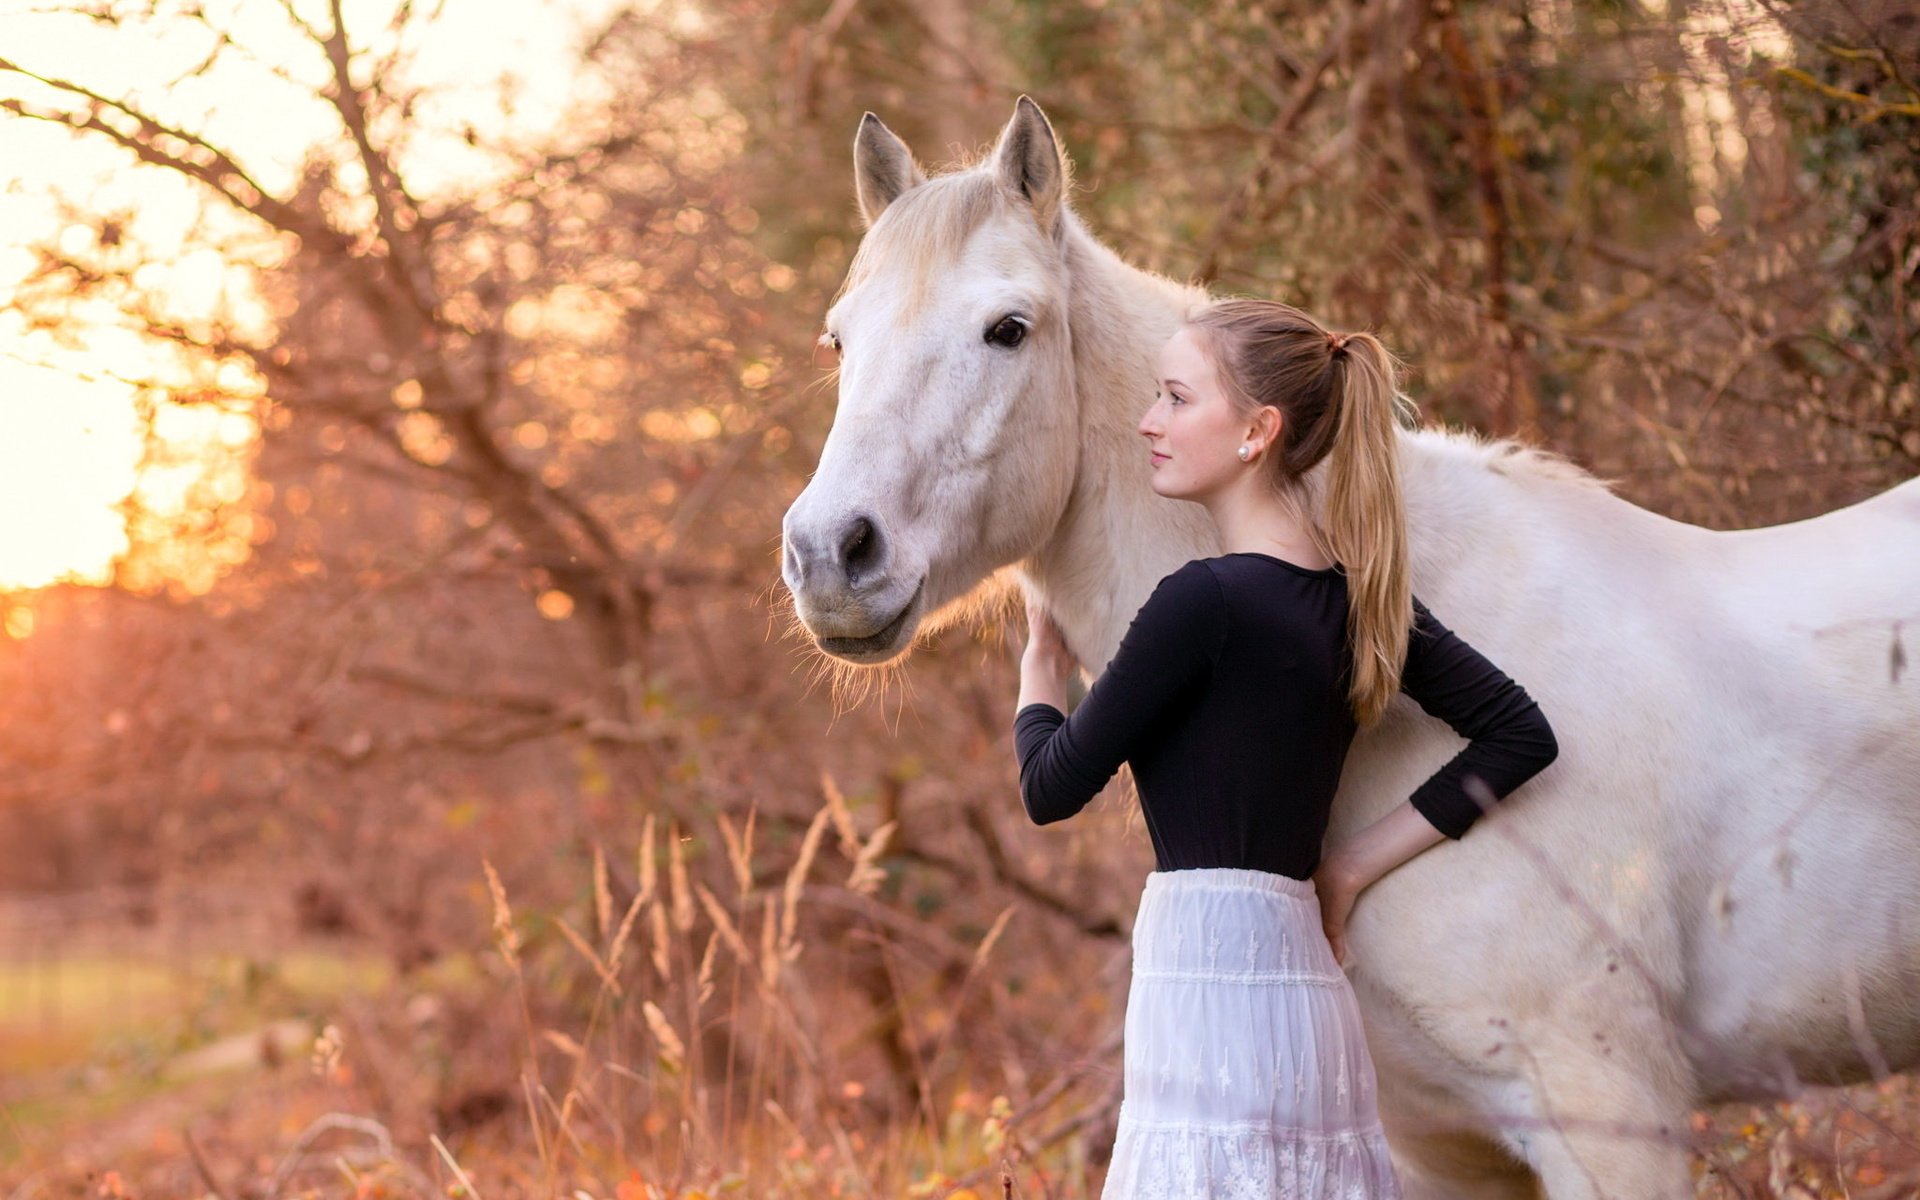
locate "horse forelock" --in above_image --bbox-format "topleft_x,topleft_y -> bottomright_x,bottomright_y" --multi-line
838,171 -> 1011,317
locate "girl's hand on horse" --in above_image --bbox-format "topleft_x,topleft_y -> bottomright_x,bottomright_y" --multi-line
1023,596 -> 1079,682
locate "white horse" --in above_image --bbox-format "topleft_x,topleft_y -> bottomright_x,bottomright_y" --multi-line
779,97 -> 1920,1199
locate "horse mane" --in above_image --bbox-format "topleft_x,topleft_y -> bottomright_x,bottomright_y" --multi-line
1423,424 -> 1620,495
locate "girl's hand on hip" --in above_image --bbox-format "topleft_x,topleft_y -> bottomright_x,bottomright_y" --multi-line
1312,855 -> 1363,968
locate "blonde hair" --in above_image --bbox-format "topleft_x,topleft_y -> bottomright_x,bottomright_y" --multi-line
1185,299 -> 1419,727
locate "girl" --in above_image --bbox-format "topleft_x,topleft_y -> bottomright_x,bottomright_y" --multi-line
1012,300 -> 1559,1198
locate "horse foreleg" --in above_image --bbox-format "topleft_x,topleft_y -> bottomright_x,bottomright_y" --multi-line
1500,1048 -> 1696,1200
1384,1125 -> 1545,1200
1375,1063 -> 1546,1200
1378,1031 -> 1696,1199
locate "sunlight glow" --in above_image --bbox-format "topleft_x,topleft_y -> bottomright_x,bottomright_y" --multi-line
0,360 -> 142,590
0,0 -> 624,594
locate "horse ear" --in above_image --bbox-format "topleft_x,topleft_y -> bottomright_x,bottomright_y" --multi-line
854,112 -> 925,228
990,95 -> 1066,234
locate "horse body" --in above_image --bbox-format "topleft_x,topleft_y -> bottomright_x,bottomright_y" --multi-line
1337,458 -> 1920,1190
781,99 -> 1920,1198
1677,478 -> 1920,1100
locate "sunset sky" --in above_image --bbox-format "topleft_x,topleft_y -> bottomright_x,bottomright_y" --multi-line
0,0 -> 621,593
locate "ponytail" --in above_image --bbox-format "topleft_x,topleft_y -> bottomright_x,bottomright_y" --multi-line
1320,333 -> 1415,726
1185,301 -> 1419,727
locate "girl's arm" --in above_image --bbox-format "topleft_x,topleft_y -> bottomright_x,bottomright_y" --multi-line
1013,561 -> 1228,825
1315,596 -> 1558,965
1392,595 -> 1559,839
1312,802 -> 1449,966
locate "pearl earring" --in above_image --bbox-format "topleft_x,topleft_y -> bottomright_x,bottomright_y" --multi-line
1237,445 -> 1251,462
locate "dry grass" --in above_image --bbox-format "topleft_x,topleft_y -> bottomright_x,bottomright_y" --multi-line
423,779 -> 1082,1200
1,786 -> 1914,1199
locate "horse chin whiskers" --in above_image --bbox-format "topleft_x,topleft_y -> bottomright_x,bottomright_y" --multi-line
815,577 -> 925,664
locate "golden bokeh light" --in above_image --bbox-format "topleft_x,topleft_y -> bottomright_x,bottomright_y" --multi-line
1,604 -> 33,639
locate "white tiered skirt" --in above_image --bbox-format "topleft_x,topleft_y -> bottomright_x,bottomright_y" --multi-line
1100,868 -> 1402,1199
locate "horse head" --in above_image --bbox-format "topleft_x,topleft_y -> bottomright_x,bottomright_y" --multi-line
781,98 -> 1086,665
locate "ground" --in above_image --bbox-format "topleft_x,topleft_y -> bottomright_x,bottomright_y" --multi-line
1,927 -> 1915,1199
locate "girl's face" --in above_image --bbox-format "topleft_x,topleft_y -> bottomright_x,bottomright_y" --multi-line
1140,326 -> 1253,503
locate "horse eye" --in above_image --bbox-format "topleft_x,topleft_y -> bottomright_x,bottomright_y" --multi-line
985,316 -> 1028,348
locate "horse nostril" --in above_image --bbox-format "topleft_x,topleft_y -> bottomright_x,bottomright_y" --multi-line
837,514 -> 884,585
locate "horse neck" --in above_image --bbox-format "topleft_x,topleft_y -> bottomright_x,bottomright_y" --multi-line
1393,436 -> 1537,608
1025,217 -> 1219,667
1031,214 -> 1634,665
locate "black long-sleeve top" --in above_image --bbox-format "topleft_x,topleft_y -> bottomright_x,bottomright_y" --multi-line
1014,552 -> 1558,879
